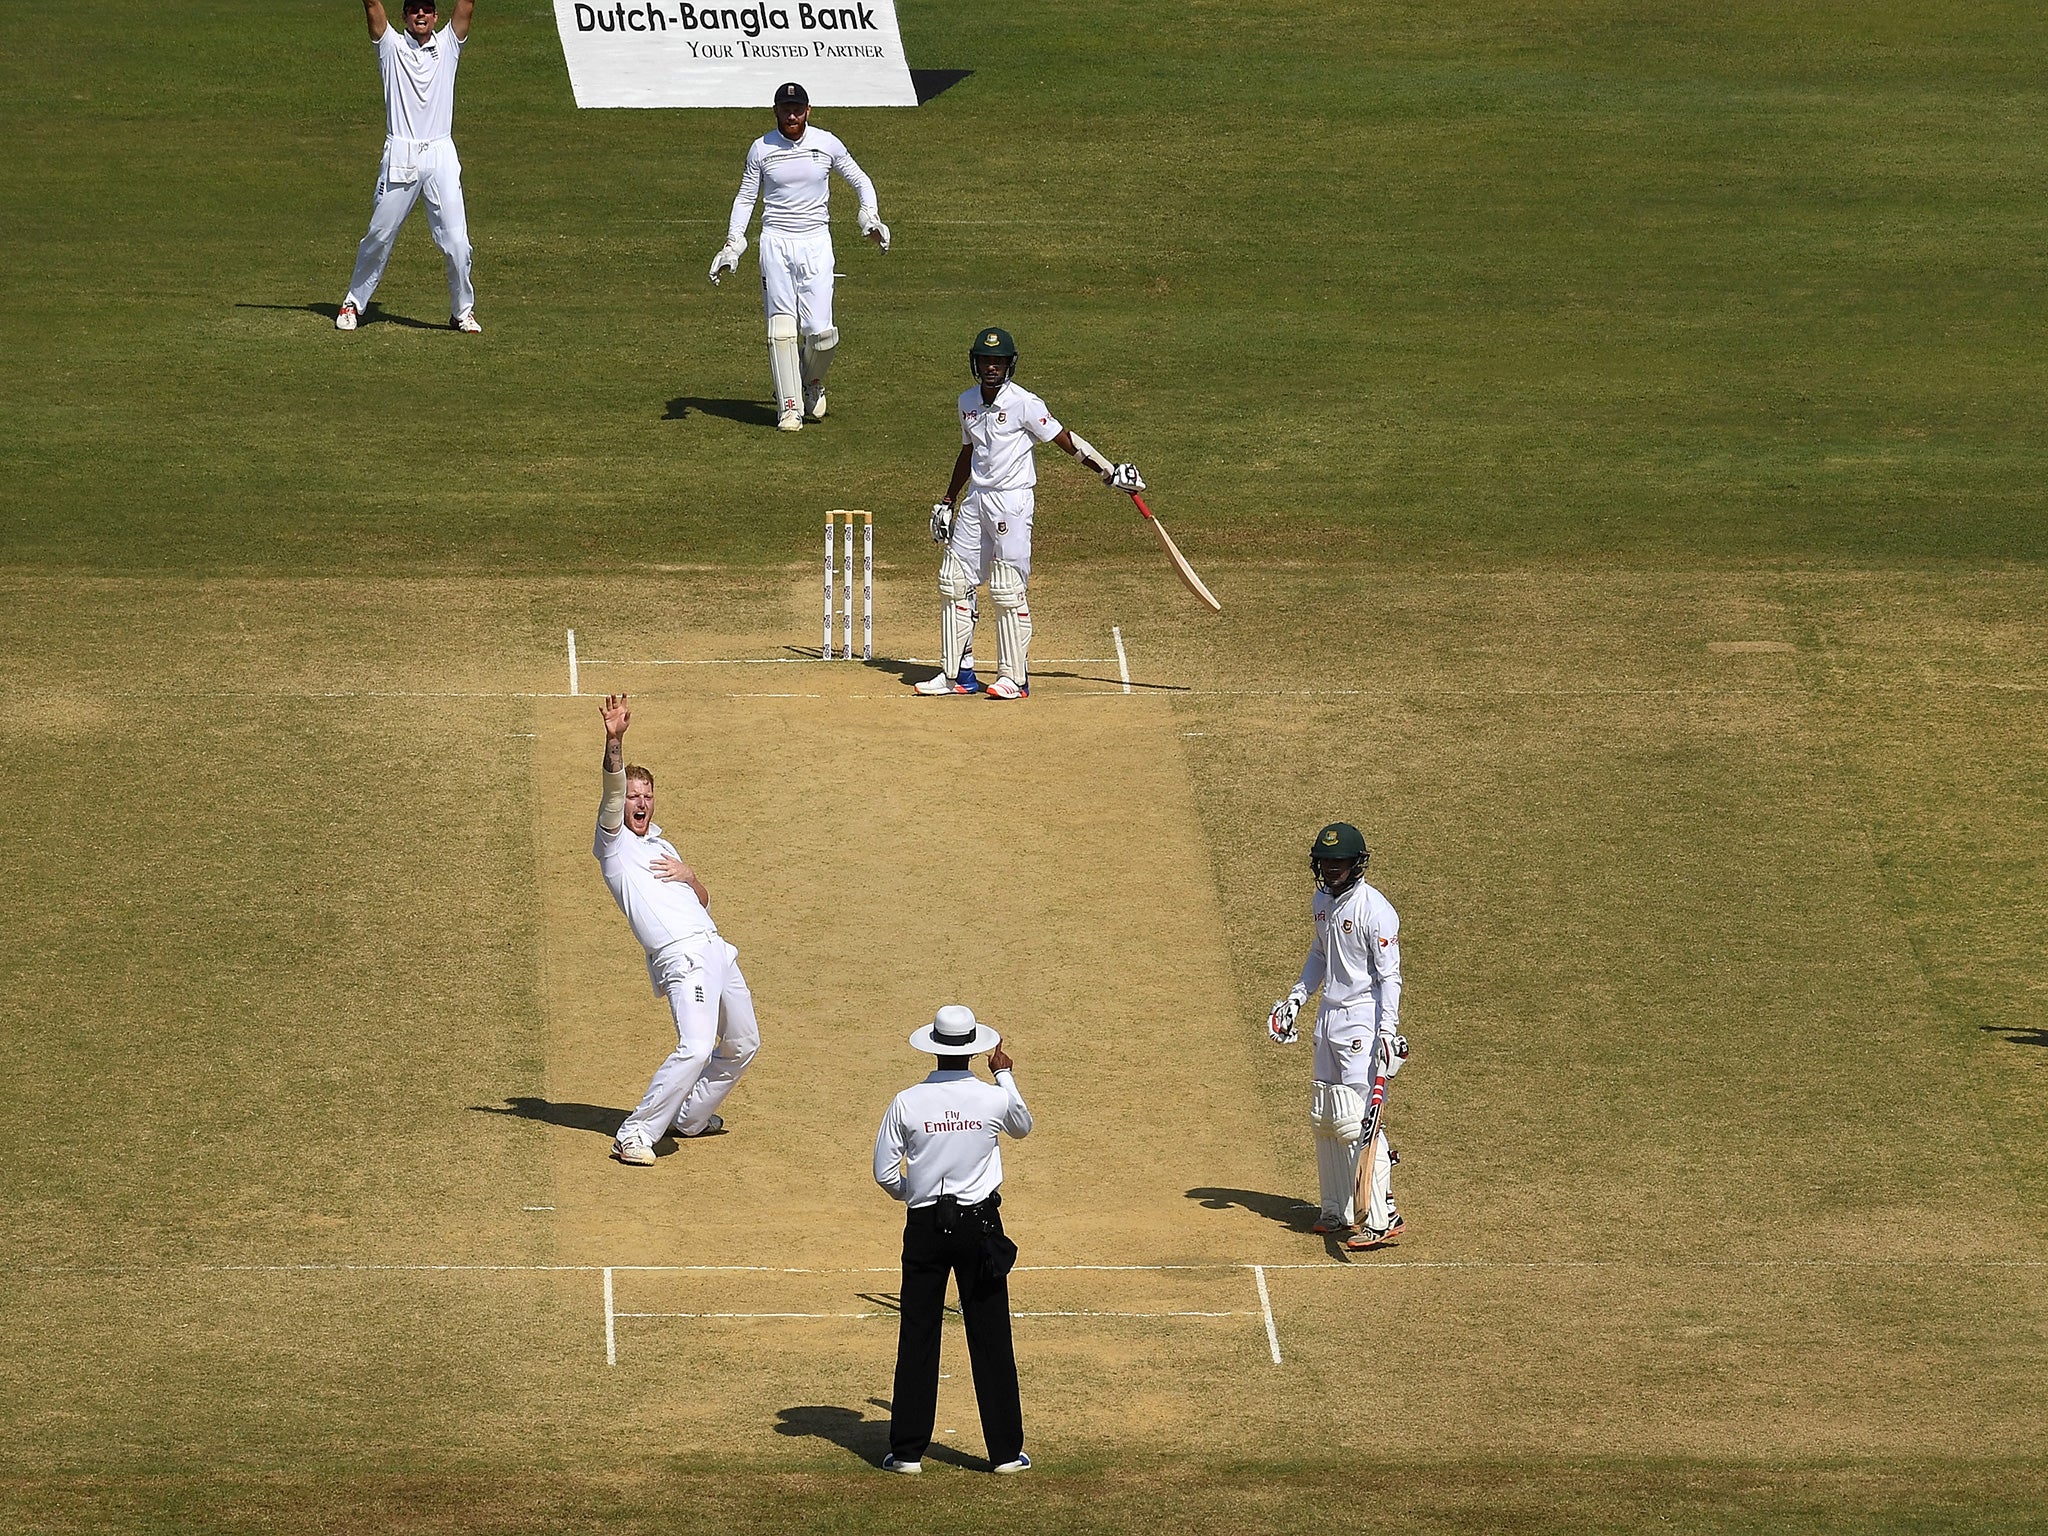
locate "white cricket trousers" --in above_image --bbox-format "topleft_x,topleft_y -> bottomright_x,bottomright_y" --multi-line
1314,1003 -> 1398,1231
344,135 -> 475,319
758,225 -> 835,334
618,937 -> 760,1149
946,488 -> 1035,583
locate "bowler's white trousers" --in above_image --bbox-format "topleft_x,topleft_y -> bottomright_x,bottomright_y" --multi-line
1314,1001 -> 1398,1231
618,936 -> 760,1149
344,135 -> 475,319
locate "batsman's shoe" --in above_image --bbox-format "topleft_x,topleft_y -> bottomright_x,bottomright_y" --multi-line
881,1454 -> 922,1475
1310,1212 -> 1348,1236
805,385 -> 828,421
985,677 -> 1029,701
334,302 -> 359,331
992,1453 -> 1032,1474
1343,1216 -> 1404,1251
914,672 -> 980,696
957,666 -> 980,691
451,310 -> 482,334
609,1137 -> 656,1167
674,1114 -> 724,1139
777,408 -> 804,433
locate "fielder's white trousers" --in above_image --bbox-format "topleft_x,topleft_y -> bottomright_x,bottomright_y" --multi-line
947,488 -> 1035,584
618,937 -> 760,1149
1314,1003 -> 1398,1230
758,225 -> 835,334
344,135 -> 475,319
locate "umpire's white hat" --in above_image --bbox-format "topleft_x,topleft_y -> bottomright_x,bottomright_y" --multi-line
909,1004 -> 1001,1056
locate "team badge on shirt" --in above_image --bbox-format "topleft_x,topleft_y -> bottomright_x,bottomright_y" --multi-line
1342,919 -> 1353,933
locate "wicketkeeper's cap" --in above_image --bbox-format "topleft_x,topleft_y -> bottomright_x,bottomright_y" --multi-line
774,81 -> 809,108
909,1004 -> 1002,1057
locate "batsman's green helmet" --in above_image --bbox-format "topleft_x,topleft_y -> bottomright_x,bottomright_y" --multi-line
968,326 -> 1018,380
1311,822 -> 1368,862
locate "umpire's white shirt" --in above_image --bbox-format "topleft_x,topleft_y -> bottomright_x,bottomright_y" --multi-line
727,125 -> 877,241
959,382 -> 1063,495
1299,880 -> 1402,1032
593,818 -> 718,993
378,24 -> 463,142
874,1069 -> 1032,1208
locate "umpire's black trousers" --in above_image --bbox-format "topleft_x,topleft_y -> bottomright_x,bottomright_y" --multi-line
889,1194 -> 1023,1465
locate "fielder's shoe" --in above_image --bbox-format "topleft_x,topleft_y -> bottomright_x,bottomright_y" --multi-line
673,1114 -> 724,1139
985,677 -> 1029,701
914,672 -> 980,696
1343,1215 -> 1404,1251
777,408 -> 804,432
609,1136 -> 656,1167
804,384 -> 828,421
991,1453 -> 1032,1474
451,310 -> 482,333
335,302 -> 359,331
881,1454 -> 922,1475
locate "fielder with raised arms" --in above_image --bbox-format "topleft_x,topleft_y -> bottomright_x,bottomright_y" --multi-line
710,81 -> 888,432
915,327 -> 1144,700
1267,822 -> 1410,1249
593,693 -> 761,1166
336,0 -> 481,334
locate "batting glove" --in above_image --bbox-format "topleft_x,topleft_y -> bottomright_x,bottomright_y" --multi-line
708,239 -> 743,285
930,501 -> 954,544
1383,1034 -> 1409,1076
1109,462 -> 1146,494
1266,985 -> 1307,1045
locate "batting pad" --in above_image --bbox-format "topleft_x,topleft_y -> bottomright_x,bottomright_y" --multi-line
1310,1082 -> 1367,1227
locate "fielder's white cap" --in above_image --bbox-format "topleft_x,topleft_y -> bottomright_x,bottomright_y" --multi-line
909,1004 -> 1001,1056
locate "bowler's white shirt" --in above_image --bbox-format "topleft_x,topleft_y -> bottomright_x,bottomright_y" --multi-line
1298,880 -> 1402,1030
958,382 -> 1062,495
594,817 -> 717,991
727,125 -> 877,241
378,24 -> 463,142
874,1069 -> 1032,1207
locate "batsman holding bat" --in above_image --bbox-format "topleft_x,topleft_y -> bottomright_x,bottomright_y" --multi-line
914,326 -> 1144,700
1266,822 -> 1410,1250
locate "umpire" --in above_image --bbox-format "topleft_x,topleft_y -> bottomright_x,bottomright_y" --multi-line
872,1005 -> 1034,1474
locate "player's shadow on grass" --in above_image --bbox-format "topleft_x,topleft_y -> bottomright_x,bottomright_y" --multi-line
1186,1186 -> 1321,1234
665,396 -> 778,427
471,1095 -> 625,1137
774,1400 -> 979,1469
1982,1024 -> 2048,1049
234,301 -> 444,330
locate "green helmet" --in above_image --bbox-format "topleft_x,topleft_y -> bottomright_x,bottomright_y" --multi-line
968,326 -> 1018,381
1309,822 -> 1370,895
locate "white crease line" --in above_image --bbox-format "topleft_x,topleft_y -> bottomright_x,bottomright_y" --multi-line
1113,626 -> 1131,694
18,1257 -> 2047,1276
566,629 -> 578,696
615,1310 -> 1252,1321
583,656 -> 1114,666
603,1267 -> 615,1367
1253,1264 -> 1282,1365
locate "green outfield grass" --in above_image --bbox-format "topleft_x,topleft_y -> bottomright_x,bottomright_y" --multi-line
3,3 -> 2046,1533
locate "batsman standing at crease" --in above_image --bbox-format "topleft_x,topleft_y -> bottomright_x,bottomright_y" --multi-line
1267,822 -> 1410,1250
592,694 -> 761,1167
916,326 -> 1145,700
872,1006 -> 1033,1475
709,81 -> 889,432
336,0 -> 481,334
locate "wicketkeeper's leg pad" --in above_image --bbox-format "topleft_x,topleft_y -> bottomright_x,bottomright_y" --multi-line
989,558 -> 1032,686
801,325 -> 839,390
766,313 -> 802,421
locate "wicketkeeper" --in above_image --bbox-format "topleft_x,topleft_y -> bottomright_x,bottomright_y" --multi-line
915,326 -> 1144,700
1266,822 -> 1410,1249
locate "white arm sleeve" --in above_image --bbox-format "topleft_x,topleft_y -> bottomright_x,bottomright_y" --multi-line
994,1069 -> 1033,1138
1295,918 -> 1328,997
726,148 -> 762,247
872,1100 -> 909,1200
1373,917 -> 1403,1036
833,145 -> 878,225
598,767 -> 626,833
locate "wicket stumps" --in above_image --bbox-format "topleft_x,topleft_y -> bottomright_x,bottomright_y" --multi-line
823,509 -> 873,660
